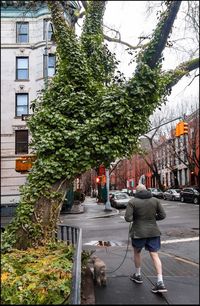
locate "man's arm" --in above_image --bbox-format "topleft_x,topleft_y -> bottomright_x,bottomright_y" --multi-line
156,201 -> 166,220
124,200 -> 134,222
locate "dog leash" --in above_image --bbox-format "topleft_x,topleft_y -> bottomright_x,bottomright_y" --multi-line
106,223 -> 132,273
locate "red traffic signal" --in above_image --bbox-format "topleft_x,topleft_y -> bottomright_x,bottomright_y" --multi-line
99,164 -> 105,175
96,176 -> 101,183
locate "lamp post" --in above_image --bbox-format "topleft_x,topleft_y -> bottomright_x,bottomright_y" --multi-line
104,168 -> 112,211
44,20 -> 52,90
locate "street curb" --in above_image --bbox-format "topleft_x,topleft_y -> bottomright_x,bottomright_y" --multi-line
89,209 -> 119,219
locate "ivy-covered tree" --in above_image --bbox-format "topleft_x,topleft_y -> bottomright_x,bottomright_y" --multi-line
2,0 -> 199,251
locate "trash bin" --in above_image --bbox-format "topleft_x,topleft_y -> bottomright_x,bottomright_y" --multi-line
61,185 -> 74,213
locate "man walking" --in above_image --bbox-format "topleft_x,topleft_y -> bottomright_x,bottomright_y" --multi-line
125,184 -> 167,293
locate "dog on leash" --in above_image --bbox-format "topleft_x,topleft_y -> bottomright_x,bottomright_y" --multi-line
91,255 -> 107,286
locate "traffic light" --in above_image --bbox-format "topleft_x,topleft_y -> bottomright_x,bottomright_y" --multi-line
179,122 -> 184,136
99,164 -> 105,176
96,176 -> 101,184
175,122 -> 181,137
101,175 -> 106,185
183,122 -> 188,134
175,121 -> 188,137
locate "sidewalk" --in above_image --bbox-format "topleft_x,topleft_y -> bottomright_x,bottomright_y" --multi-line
77,197 -> 199,305
60,196 -> 119,219
92,246 -> 199,305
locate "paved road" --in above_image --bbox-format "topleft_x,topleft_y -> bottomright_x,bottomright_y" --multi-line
1,198 -> 199,263
66,197 -> 199,305
61,198 -> 199,264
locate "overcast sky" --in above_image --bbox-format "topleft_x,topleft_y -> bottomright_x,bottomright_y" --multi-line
103,1 -> 199,116
77,1 -> 199,118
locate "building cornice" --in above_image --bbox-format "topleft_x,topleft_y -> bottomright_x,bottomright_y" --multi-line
1,1 -> 49,18
1,41 -> 55,50
1,1 -> 81,19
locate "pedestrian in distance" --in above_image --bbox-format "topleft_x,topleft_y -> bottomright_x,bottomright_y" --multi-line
124,183 -> 167,293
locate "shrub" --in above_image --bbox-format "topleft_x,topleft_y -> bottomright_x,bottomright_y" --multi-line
1,241 -> 74,305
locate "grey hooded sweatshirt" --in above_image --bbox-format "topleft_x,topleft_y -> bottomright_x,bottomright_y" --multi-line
125,190 -> 166,238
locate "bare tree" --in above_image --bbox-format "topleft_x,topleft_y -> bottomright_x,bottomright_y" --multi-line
140,100 -> 199,188
140,128 -> 165,189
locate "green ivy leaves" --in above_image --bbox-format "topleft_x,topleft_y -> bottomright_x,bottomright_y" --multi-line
2,0 -> 174,250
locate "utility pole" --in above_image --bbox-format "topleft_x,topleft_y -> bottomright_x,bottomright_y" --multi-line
146,116 -> 183,133
104,168 -> 112,211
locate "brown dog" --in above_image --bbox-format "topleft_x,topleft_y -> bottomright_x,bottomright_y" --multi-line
91,255 -> 107,286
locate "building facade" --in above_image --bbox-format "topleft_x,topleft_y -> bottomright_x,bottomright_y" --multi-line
1,1 -> 79,207
111,109 -> 199,191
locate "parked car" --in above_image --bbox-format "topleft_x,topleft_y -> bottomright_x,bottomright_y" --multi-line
163,189 -> 181,201
130,190 -> 136,197
109,190 -> 121,199
121,189 -> 135,196
110,192 -> 131,208
147,188 -> 163,199
180,187 -> 200,204
121,188 -> 130,195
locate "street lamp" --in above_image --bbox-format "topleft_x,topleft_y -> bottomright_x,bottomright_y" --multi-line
44,20 -> 53,90
104,168 -> 112,211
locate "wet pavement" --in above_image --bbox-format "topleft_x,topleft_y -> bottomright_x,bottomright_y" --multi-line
92,245 -> 199,305
65,197 -> 199,305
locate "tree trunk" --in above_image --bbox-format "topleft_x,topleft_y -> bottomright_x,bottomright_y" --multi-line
154,173 -> 163,190
13,178 -> 69,250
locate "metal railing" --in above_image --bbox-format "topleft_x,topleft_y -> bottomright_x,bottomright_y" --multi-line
57,224 -> 82,305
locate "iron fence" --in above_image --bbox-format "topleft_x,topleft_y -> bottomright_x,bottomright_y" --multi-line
57,224 -> 82,305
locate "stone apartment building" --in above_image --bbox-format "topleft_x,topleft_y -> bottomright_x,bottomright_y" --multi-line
1,1 -> 79,211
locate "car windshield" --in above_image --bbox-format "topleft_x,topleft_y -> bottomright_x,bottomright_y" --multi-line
115,194 -> 129,200
194,188 -> 200,192
174,189 -> 181,193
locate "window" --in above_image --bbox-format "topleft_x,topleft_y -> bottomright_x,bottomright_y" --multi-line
16,57 -> 29,80
179,169 -> 182,186
184,168 -> 188,185
16,93 -> 28,117
44,54 -> 56,77
166,173 -> 168,187
43,19 -> 53,41
15,130 -> 28,154
170,172 -> 173,185
16,22 -> 29,43
48,54 -> 56,77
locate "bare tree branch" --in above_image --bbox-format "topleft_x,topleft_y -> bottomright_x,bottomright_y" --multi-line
109,159 -> 122,175
103,34 -> 148,50
165,57 -> 199,90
